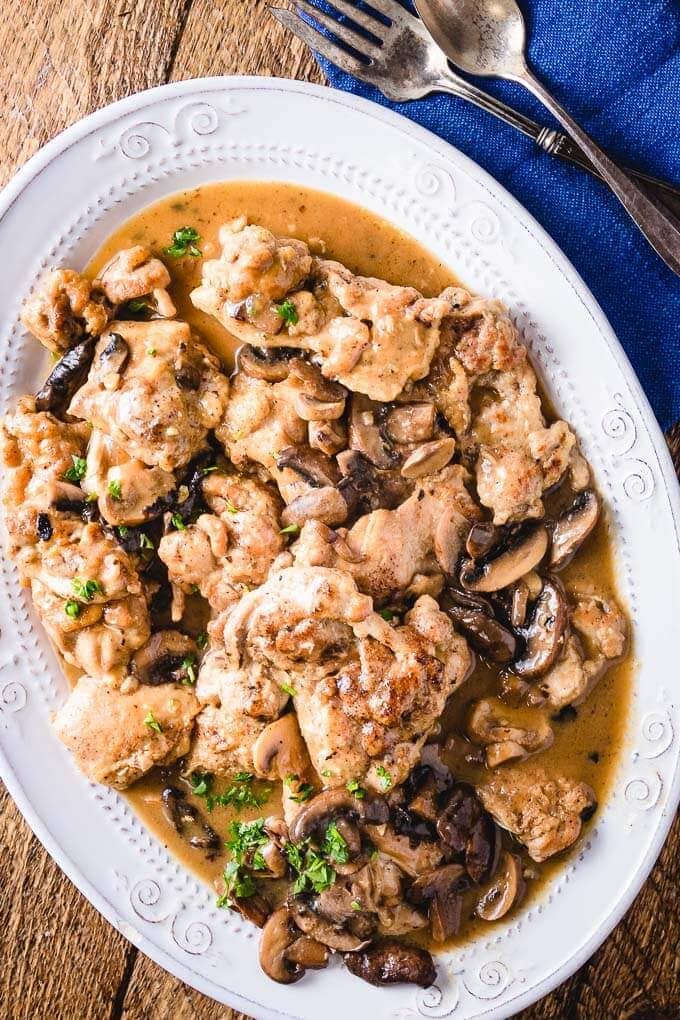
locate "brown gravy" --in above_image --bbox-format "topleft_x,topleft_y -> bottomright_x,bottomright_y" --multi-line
88,181 -> 633,949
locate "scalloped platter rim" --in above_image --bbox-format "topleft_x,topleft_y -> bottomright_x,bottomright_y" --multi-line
0,77 -> 679,1020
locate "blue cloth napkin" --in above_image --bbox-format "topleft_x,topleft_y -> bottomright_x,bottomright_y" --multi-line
314,0 -> 680,430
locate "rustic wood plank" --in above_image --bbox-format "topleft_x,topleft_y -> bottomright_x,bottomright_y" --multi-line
0,1 -> 677,1018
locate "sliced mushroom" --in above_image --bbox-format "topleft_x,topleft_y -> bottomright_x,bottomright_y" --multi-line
442,589 -> 516,664
344,940 -> 436,988
550,489 -> 600,570
436,783 -> 501,884
285,935 -> 329,970
308,418 -> 347,457
230,893 -> 271,929
385,403 -> 435,444
131,630 -> 196,685
276,446 -> 340,489
161,787 -> 220,855
259,907 -> 307,984
237,344 -> 295,381
288,360 -> 347,421
289,788 -> 369,843
337,450 -> 410,516
460,522 -> 549,593
513,577 -> 568,679
400,437 -> 456,479
465,521 -> 499,559
98,332 -> 130,375
253,714 -> 309,780
289,900 -> 371,953
348,395 -> 398,469
281,486 -> 348,527
35,335 -> 96,415
509,579 -> 530,627
476,851 -> 525,921
36,513 -> 53,542
466,699 -> 554,768
408,863 -> 469,941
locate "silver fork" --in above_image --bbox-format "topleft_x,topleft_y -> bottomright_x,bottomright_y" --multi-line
269,0 -> 680,214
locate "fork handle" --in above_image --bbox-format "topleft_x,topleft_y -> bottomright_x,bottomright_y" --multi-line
434,75 -> 680,221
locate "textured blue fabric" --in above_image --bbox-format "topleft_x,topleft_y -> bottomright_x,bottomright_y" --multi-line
313,0 -> 680,429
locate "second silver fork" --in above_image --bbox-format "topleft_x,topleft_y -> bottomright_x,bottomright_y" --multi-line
270,0 -> 680,214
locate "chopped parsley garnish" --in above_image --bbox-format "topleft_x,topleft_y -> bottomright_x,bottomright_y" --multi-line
279,681 -> 297,698
375,764 -> 393,790
273,299 -> 299,327
146,346 -> 157,356
217,860 -> 257,906
108,479 -> 122,501
139,533 -> 154,551
117,525 -> 129,538
202,464 -> 219,475
216,819 -> 270,907
163,226 -> 202,258
346,778 -> 366,800
71,577 -> 103,601
279,523 -> 300,535
321,769 -> 332,778
127,297 -> 150,313
143,711 -> 162,734
289,783 -> 315,804
171,513 -> 186,530
226,818 -> 269,864
196,631 -> 208,650
224,497 -> 239,515
322,822 -> 350,864
379,607 -> 394,621
285,842 -> 337,895
63,455 -> 87,483
351,900 -> 362,911
181,654 -> 197,686
64,599 -> 81,619
193,771 -> 270,812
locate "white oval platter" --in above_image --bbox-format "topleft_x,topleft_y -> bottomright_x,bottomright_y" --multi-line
0,77 -> 678,1020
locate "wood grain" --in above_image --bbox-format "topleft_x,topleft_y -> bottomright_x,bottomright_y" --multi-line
0,3 -> 677,1018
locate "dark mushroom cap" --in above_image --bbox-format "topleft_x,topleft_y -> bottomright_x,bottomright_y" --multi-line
161,787 -> 220,855
259,907 -> 306,984
442,588 -> 517,664
289,788 -> 368,843
237,344 -> 297,381
344,940 -> 437,988
550,489 -> 600,570
289,899 -> 372,952
460,521 -> 549,594
437,783 -> 501,884
476,851 -> 526,921
408,862 -> 469,942
35,335 -> 96,416
132,630 -> 197,685
513,576 -> 568,679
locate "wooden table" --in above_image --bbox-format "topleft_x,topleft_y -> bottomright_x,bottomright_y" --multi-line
0,3 -> 678,1017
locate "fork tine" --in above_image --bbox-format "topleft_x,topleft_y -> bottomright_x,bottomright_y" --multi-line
315,0 -> 389,34
296,0 -> 382,54
270,7 -> 368,76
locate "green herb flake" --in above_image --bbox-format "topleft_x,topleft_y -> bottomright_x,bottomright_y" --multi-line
171,513 -> 186,531
181,654 -> 197,686
64,599 -> 81,619
226,819 -> 269,865
117,525 -> 130,538
375,764 -> 393,790
163,226 -> 202,258
143,710 -> 163,734
224,497 -> 239,515
216,860 -> 256,907
71,577 -> 103,601
210,775 -> 271,813
321,769 -> 332,778
322,821 -> 350,865
190,772 -> 213,798
346,778 -> 366,800
62,455 -> 87,483
279,523 -> 300,536
139,533 -> 154,551
379,607 -> 395,621
279,681 -> 297,698
273,299 -> 299,327
196,631 -> 208,650
127,297 -> 149,313
108,479 -> 122,501
289,783 -> 315,804
146,346 -> 157,357
202,464 -> 219,475
351,900 -> 362,911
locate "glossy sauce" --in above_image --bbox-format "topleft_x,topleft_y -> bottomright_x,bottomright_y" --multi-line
88,181 -> 634,947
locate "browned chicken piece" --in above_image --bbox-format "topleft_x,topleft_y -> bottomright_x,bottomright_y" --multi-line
192,216 -> 312,322
84,428 -> 175,527
416,288 -> 578,524
53,675 -> 200,788
31,579 -> 150,680
94,245 -> 173,310
158,472 -> 285,611
292,465 -> 481,601
20,268 -> 111,353
466,699 -> 554,768
68,320 -> 229,472
538,591 -> 627,709
0,396 -> 90,576
206,565 -> 471,790
477,766 -> 596,862
192,218 -> 459,402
